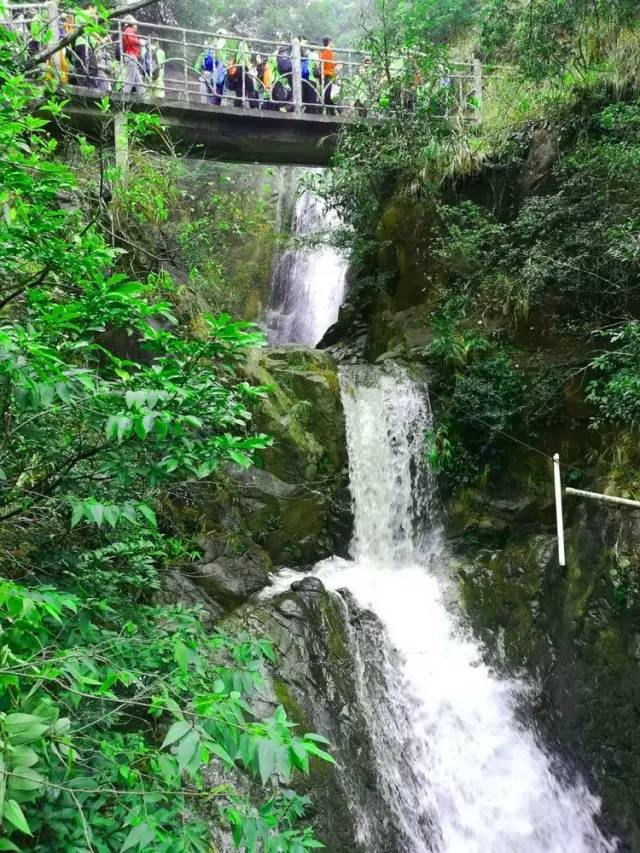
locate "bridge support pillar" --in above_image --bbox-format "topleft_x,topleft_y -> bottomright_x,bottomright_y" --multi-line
114,112 -> 129,171
292,38 -> 302,114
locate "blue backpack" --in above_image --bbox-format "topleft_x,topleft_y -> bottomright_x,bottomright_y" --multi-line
301,57 -> 310,80
203,50 -> 214,72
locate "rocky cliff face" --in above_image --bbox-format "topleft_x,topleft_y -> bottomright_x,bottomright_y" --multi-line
167,345 -> 351,616
455,499 -> 640,850
225,575 -> 418,852
319,125 -> 640,848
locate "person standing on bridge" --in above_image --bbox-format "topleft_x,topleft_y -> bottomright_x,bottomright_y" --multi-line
255,54 -> 273,109
122,15 -> 145,96
148,37 -> 166,98
319,36 -> 337,114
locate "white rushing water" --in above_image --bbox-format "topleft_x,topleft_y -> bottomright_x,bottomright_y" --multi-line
271,363 -> 617,853
266,178 -> 347,347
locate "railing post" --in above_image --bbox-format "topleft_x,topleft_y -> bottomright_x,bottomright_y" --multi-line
114,111 -> 128,172
182,29 -> 188,102
46,1 -> 60,78
292,37 -> 302,114
553,453 -> 566,568
472,57 -> 483,122
241,41 -> 246,108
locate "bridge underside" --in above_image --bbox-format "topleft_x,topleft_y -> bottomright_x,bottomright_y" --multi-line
64,90 -> 350,166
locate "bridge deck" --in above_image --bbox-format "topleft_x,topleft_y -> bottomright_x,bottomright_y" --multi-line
66,89 -> 352,166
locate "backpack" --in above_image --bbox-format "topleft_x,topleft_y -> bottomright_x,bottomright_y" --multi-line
301,56 -> 310,80
277,53 -> 292,75
203,50 -> 214,72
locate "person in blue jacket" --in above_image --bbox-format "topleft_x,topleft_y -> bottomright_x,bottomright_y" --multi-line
196,41 -> 226,105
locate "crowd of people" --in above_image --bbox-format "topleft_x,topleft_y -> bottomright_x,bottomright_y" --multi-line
5,5 -> 379,113
6,8 -> 462,116
5,7 -> 167,96
194,32 -> 363,114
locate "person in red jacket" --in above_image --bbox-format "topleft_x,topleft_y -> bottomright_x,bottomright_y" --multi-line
122,14 -> 145,95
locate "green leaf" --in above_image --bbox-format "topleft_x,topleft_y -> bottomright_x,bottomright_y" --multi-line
208,741 -> 234,767
8,748 -> 38,768
120,821 -> 155,852
8,767 -> 44,792
183,415 -> 203,429
161,720 -> 190,749
104,505 -> 121,528
87,502 -> 104,527
304,742 -> 336,765
303,733 -> 332,745
176,730 -> 199,773
117,416 -> 132,443
136,504 -> 157,528
257,739 -> 277,784
290,741 -> 310,774
70,503 -> 84,528
227,450 -> 252,469
3,799 -> 31,835
0,838 -> 21,851
173,640 -> 189,675
55,382 -> 72,403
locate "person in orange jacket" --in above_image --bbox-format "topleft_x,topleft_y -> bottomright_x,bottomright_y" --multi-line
319,36 -> 337,114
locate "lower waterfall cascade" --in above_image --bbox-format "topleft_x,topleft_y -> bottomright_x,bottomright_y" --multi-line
270,363 -> 617,853
266,178 -> 347,347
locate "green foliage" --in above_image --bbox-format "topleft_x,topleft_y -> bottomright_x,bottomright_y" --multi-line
478,0 -> 639,79
0,23 -> 332,852
0,580 -> 330,851
424,310 -> 553,492
432,100 -> 640,327
587,323 -> 640,428
426,314 -> 491,368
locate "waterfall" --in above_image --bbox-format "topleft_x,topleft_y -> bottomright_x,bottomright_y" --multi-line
271,363 -> 617,853
266,173 -> 347,347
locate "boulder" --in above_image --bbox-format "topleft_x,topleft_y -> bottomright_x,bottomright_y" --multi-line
190,544 -> 273,609
225,578 -> 418,852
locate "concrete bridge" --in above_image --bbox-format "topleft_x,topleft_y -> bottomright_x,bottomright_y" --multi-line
7,2 -> 483,166
65,87 -> 353,166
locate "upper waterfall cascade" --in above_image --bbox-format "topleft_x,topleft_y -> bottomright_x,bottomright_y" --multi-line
266,183 -> 347,347
271,363 -> 617,853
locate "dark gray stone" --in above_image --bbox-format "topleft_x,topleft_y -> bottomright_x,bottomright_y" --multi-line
191,544 -> 273,609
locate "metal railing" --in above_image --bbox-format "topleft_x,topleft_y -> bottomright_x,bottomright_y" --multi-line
4,2 -> 486,120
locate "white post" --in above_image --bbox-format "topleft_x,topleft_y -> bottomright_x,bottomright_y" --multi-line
46,0 -> 60,79
114,112 -> 128,171
291,37 -> 302,114
472,57 -> 483,123
553,453 -> 566,567
565,487 -> 640,510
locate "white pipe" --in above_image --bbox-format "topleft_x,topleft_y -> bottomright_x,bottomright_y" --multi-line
553,453 -> 566,567
565,487 -> 640,510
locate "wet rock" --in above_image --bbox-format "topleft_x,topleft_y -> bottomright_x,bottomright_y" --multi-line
458,503 -> 640,847
226,584 -> 414,852
290,575 -> 325,593
161,569 -> 225,626
191,544 -> 272,609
